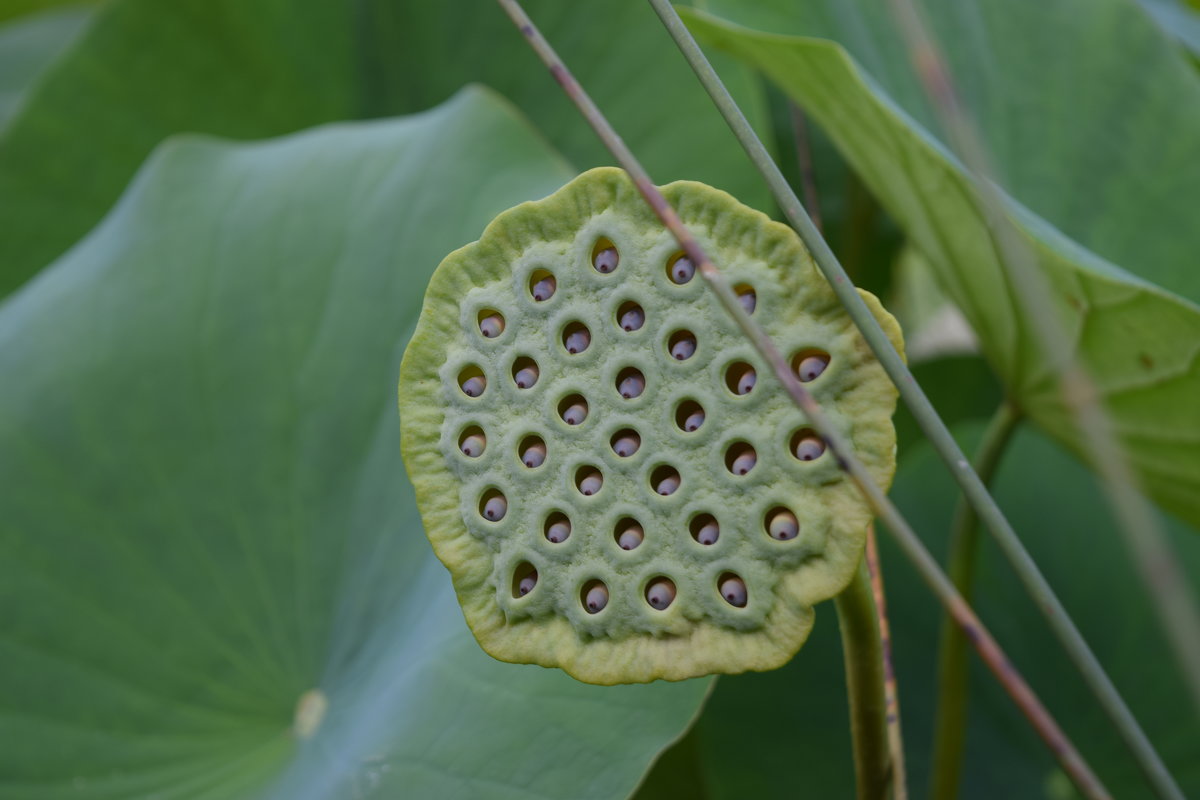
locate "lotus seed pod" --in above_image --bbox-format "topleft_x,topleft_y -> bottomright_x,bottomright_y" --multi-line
619,304 -> 645,331
399,167 -> 903,684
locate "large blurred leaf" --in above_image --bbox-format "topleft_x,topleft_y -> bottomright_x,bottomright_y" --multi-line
640,419 -> 1200,798
682,2 -> 1200,527
0,6 -> 91,129
0,0 -> 769,297
0,87 -> 710,800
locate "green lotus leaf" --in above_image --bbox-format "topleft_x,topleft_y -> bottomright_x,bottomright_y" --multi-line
399,166 -> 903,684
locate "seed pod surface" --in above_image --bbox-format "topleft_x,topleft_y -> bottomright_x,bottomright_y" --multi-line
399,167 -> 902,684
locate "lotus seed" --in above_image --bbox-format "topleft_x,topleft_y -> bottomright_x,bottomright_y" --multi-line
720,575 -> 748,607
611,430 -> 641,457
737,288 -> 757,314
460,433 -> 486,457
617,522 -> 644,550
561,326 -> 590,352
768,509 -> 799,541
669,333 -> 696,360
546,515 -> 571,543
531,274 -> 556,301
461,375 -> 486,397
682,407 -> 705,432
518,570 -> 538,596
585,583 -> 609,614
521,440 -> 547,468
646,578 -> 676,610
793,434 -> 826,462
593,246 -> 619,274
737,368 -> 756,395
578,469 -> 603,496
483,494 -> 507,521
514,363 -> 539,389
618,371 -> 645,399
694,517 -> 719,545
655,471 -> 681,496
729,447 -> 757,475
796,352 -> 830,382
670,255 -> 695,284
619,305 -> 645,331
479,313 -> 504,338
561,400 -> 588,425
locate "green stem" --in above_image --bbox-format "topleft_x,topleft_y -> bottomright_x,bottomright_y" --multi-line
644,4 -> 1178,798
836,561 -> 891,800
930,402 -> 1021,800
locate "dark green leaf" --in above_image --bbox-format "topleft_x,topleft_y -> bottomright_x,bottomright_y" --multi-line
0,0 -> 770,296
0,5 -> 91,129
0,88 -> 710,800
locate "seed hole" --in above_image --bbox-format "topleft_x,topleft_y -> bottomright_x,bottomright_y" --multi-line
724,442 -> 758,476
725,362 -> 757,396
734,284 -> 756,314
617,367 -> 646,399
610,428 -> 641,458
512,357 -> 539,389
766,506 -> 799,541
592,238 -> 619,274
479,489 -> 507,522
562,322 -> 591,355
529,270 -> 556,302
667,252 -> 695,285
615,518 -> 644,550
645,577 -> 676,610
690,514 -> 719,546
558,394 -> 589,425
675,400 -> 705,433
478,309 -> 505,338
511,562 -> 537,598
458,365 -> 486,398
458,426 -> 486,457
792,349 -> 831,382
790,429 -> 827,462
651,465 -> 681,496
582,580 -> 609,614
519,435 -> 547,468
668,330 -> 697,361
617,301 -> 645,332
544,512 -> 572,543
719,572 -> 748,607
576,466 -> 604,497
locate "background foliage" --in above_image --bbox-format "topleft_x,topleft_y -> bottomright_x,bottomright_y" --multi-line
1,0 -> 1196,798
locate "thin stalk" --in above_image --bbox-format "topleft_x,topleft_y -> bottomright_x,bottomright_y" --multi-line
836,561 -> 891,800
864,525 -> 908,800
930,402 -> 1021,800
643,4 -> 1183,798
885,0 -> 1200,791
496,3 -> 1110,797
788,102 -> 823,233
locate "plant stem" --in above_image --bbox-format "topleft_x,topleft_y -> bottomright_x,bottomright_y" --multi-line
643,4 -> 1181,798
498,3 -> 1109,797
836,560 -> 890,800
864,525 -> 908,800
930,402 -> 1021,800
